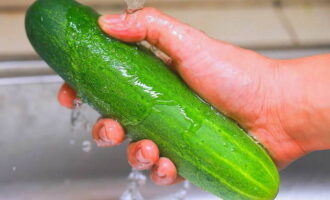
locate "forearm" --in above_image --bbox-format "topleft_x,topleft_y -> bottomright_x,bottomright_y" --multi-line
278,54 -> 330,153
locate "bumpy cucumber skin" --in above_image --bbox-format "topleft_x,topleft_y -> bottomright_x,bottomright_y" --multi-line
25,0 -> 279,199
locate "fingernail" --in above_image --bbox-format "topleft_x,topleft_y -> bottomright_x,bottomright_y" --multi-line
155,166 -> 166,178
99,15 -> 128,31
136,149 -> 150,164
58,95 -> 74,109
58,85 -> 76,109
99,126 -> 114,144
100,15 -> 122,24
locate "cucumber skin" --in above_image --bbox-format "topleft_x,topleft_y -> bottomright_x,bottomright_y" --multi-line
25,0 -> 279,199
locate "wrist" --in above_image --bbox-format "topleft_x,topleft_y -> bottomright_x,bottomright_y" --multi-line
276,57 -> 330,152
257,56 -> 330,168
247,58 -> 309,169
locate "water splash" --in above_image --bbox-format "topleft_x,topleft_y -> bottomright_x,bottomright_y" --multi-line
173,181 -> 191,200
120,169 -> 146,200
71,99 -> 83,125
82,140 -> 92,152
71,99 -> 83,128
71,99 -> 93,133
69,99 -> 98,153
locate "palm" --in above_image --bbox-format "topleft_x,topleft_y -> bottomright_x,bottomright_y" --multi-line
173,43 -> 300,168
59,7 -> 327,186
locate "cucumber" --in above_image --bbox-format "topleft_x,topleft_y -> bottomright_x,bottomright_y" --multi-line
25,0 -> 279,199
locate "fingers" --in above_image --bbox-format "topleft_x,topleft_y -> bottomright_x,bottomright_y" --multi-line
58,84 -> 126,147
57,83 -> 77,109
127,140 -> 182,185
151,157 -> 184,185
127,139 -> 159,170
57,87 -> 182,182
58,83 -> 181,185
92,118 -> 126,147
98,7 -> 214,66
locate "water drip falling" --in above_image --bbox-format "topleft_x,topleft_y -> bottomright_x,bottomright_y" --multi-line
173,181 -> 191,200
120,169 -> 146,200
69,99 -> 97,154
71,99 -> 83,128
82,140 -> 92,153
70,99 -> 93,133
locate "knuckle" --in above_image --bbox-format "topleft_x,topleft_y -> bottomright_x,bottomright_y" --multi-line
142,7 -> 161,16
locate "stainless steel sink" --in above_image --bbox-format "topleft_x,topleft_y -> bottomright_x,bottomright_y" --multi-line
0,48 -> 330,200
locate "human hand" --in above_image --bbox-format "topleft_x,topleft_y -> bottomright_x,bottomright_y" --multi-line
59,7 -> 330,184
58,83 -> 183,185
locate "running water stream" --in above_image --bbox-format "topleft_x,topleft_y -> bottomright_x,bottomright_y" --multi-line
120,2 -> 190,198
125,0 -> 146,13
125,0 -> 172,65
70,99 -> 95,153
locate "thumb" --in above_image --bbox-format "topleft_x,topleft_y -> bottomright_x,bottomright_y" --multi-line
98,7 -> 215,66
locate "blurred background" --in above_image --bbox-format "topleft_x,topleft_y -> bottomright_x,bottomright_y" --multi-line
0,0 -> 330,199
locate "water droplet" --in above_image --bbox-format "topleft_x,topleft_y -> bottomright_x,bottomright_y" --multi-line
70,100 -> 94,133
82,140 -> 92,152
120,169 -> 146,200
133,79 -> 161,98
250,134 -> 260,144
71,99 -> 83,127
173,180 -> 191,200
12,166 -> 16,172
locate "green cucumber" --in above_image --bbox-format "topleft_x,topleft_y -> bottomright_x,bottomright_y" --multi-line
25,0 -> 279,199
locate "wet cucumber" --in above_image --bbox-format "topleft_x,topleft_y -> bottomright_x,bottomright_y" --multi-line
25,0 -> 279,199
